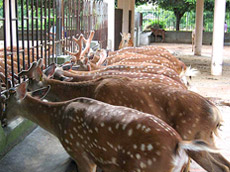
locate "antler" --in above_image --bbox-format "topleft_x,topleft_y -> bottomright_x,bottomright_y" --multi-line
81,30 -> 95,58
65,34 -> 84,61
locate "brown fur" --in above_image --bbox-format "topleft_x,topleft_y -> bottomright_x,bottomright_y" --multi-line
118,33 -> 134,49
17,63 -> 229,172
151,28 -> 166,42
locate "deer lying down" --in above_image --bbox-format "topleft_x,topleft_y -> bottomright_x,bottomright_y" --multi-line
118,32 -> 134,49
0,82 -> 219,172
18,60 -> 230,172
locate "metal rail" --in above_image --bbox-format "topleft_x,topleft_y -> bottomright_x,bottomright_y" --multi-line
0,0 -> 108,89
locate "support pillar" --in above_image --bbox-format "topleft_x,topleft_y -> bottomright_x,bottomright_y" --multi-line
194,0 -> 204,56
117,0 -> 135,42
104,0 -> 115,51
117,0 -> 129,34
55,0 -> 62,56
211,0 -> 226,76
130,0 -> 135,43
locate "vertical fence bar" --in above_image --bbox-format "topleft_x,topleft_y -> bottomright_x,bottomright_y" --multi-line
3,0 -> 8,88
52,0 -> 55,61
55,0 -> 62,58
36,0 -> 39,61
21,0 -> 25,72
26,0 -> 30,66
15,0 -> 21,83
44,0 -> 48,67
48,0 -> 51,64
74,0 -> 77,41
77,0 -> 81,36
31,0 -> 35,62
68,0 -> 72,51
64,0 -> 68,53
9,0 -> 15,87
40,0 -> 43,59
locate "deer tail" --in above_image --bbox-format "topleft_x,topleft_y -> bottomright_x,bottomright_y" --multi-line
184,66 -> 200,77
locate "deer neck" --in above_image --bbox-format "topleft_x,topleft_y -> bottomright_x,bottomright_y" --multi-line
16,96 -> 62,136
42,78 -> 98,101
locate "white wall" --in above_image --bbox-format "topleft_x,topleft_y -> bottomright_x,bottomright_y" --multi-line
117,0 -> 135,41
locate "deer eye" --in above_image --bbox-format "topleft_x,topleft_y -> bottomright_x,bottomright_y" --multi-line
8,88 -> 16,95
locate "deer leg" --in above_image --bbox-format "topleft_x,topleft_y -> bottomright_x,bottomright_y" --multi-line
210,153 -> 230,169
188,151 -> 229,172
71,152 -> 97,172
162,33 -> 165,42
183,158 -> 191,172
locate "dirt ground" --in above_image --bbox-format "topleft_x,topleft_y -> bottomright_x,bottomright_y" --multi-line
154,43 -> 230,172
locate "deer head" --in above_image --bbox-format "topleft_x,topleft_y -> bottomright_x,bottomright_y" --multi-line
65,31 -> 95,71
119,32 -> 133,50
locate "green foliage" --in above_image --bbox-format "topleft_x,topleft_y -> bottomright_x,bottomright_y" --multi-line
136,0 -> 196,30
145,19 -> 166,30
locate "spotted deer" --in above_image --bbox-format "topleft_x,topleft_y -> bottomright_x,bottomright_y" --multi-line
108,45 -> 169,56
17,61 -> 230,172
54,62 -> 185,86
53,68 -> 186,89
66,34 -> 186,75
0,82 -> 219,172
118,32 -> 134,50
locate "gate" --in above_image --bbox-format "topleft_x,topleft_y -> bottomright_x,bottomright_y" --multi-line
0,0 -> 108,88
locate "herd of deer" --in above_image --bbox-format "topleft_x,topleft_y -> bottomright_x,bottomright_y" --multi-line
0,30 -> 229,172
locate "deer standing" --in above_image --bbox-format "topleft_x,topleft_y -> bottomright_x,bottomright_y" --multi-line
151,28 -> 166,42
0,82 -> 219,172
17,61 -> 230,172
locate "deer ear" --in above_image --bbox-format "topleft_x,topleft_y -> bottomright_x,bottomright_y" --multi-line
34,67 -> 44,81
44,63 -> 56,78
15,82 -> 27,101
18,61 -> 38,78
31,85 -> 50,100
37,58 -> 44,69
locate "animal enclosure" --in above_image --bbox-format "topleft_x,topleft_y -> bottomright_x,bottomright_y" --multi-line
0,0 -> 108,88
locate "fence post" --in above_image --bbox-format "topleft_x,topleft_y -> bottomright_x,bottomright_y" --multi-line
56,0 -> 62,56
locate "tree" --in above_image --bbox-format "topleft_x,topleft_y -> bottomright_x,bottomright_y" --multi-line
135,0 -> 195,31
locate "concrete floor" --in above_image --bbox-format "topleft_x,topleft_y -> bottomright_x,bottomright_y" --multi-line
0,127 -> 77,172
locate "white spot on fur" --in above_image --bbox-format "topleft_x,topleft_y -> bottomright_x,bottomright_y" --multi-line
128,129 -> 133,136
147,144 -> 153,151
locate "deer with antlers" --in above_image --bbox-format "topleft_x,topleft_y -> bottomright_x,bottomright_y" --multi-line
16,60 -> 230,172
0,82 -> 220,172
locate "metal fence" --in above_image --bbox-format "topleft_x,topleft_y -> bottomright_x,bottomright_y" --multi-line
0,0 -> 108,88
